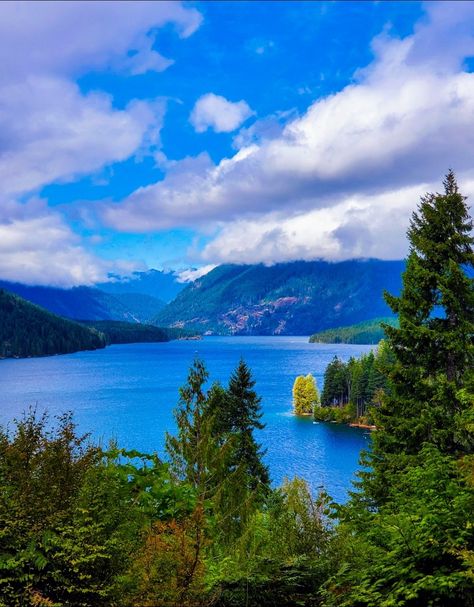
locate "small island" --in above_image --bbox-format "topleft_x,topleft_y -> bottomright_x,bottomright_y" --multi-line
292,340 -> 392,426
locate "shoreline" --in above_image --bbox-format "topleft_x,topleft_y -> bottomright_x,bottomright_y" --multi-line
293,412 -> 377,431
349,422 -> 377,430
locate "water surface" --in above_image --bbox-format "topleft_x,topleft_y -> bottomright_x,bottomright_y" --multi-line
0,337 -> 373,502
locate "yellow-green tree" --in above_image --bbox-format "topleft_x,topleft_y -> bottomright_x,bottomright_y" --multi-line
292,374 -> 320,415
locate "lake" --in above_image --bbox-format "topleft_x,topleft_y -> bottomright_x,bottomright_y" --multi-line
0,336 -> 374,503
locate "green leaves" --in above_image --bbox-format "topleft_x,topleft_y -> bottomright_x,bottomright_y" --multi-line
293,374 -> 320,416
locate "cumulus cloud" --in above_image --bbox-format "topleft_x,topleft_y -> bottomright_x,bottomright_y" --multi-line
0,2 -> 200,196
0,1 -> 201,84
0,1 -> 201,285
190,93 -> 254,133
104,2 -> 474,263
0,79 -> 166,196
0,200 -> 138,287
197,182 -> 437,264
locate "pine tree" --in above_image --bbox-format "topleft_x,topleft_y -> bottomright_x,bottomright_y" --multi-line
370,170 -> 474,499
225,359 -> 270,491
323,357 -> 350,406
165,358 -> 212,492
332,173 -> 474,607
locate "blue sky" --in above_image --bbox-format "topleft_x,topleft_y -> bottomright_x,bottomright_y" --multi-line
1,1 -> 473,286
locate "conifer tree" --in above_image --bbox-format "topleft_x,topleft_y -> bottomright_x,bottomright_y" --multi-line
225,359 -> 270,491
165,358 -> 212,492
370,170 -> 474,498
332,173 -> 474,607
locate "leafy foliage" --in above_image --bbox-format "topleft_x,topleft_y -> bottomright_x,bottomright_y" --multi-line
0,410 -> 193,607
293,374 -> 320,415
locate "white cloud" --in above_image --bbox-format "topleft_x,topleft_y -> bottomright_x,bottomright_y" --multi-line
0,78 -> 165,196
176,264 -> 217,283
0,2 -> 200,196
0,1 -> 201,285
103,2 -> 474,263
0,200 -> 138,287
0,2 -> 201,83
198,182 -> 433,265
190,93 -> 254,133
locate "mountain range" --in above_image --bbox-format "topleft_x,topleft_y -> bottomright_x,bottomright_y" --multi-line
154,260 -> 405,335
1,260 -> 405,336
97,269 -> 184,302
0,270 -> 184,323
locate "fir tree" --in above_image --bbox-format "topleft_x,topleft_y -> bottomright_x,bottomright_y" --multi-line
369,170 -> 474,499
165,358 -> 211,492
331,172 -> 474,607
225,359 -> 270,491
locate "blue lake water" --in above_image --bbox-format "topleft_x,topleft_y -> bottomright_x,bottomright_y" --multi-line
0,337 -> 374,503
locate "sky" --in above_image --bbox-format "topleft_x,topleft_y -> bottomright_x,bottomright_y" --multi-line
1,0 -> 474,287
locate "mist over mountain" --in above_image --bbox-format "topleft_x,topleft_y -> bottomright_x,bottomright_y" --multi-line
97,270 -> 185,303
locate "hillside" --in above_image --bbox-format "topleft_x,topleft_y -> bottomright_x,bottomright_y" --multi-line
0,280 -> 137,322
81,320 -> 171,344
309,317 -> 399,344
0,272 -> 180,324
0,289 -> 106,358
108,293 -> 166,323
154,260 -> 404,335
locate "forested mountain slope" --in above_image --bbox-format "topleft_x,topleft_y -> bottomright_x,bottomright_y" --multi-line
0,273 -> 176,324
80,320 -> 183,344
0,289 -> 106,358
309,317 -> 399,344
154,259 -> 404,335
0,280 -> 136,322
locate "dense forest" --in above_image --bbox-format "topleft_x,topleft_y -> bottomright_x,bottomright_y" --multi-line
0,289 -> 106,358
80,320 -> 172,344
0,280 -> 140,321
309,317 -> 398,344
314,342 -> 393,423
0,172 -> 473,606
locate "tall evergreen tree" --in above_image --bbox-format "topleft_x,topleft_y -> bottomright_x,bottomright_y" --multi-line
165,358 -> 212,493
331,173 -> 474,607
225,359 -> 270,491
369,170 -> 474,499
